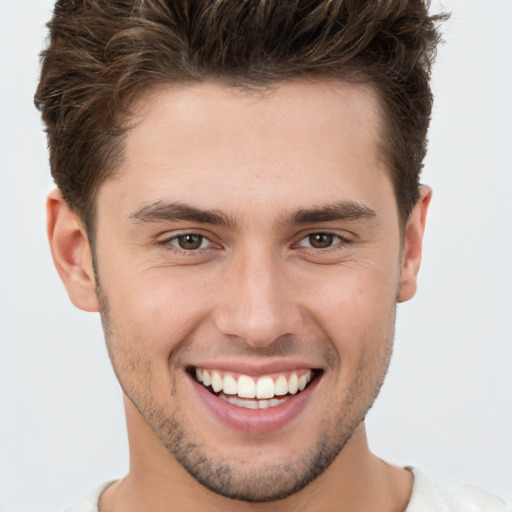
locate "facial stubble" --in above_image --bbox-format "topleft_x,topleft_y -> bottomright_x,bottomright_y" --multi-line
95,279 -> 395,503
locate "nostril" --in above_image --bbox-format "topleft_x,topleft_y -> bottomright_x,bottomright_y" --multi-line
212,283 -> 303,347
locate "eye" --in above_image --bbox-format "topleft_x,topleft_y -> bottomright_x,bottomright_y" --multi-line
298,232 -> 342,249
169,233 -> 210,251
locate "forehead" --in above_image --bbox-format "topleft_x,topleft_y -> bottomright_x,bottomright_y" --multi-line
128,79 -> 383,164
98,79 -> 393,223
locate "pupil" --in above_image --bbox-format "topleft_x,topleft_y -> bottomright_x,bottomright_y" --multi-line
310,233 -> 333,249
179,234 -> 203,250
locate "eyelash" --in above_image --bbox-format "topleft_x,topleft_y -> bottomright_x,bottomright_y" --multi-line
158,232 -> 218,256
157,231 -> 353,256
295,232 -> 351,252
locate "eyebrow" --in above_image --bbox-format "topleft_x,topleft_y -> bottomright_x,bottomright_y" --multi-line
128,200 -> 376,227
284,201 -> 377,225
128,201 -> 237,227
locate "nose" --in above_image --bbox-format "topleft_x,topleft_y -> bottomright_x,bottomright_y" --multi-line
213,248 -> 303,348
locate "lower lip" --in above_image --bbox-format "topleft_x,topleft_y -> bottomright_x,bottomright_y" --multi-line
190,373 -> 320,434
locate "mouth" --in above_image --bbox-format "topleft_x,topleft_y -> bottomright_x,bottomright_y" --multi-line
189,367 -> 321,410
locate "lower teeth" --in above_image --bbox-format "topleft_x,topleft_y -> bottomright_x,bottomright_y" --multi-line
218,392 -> 291,409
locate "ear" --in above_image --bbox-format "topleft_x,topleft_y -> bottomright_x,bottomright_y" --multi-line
397,186 -> 432,303
47,189 -> 99,312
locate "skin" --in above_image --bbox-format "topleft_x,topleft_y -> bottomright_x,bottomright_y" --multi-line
47,79 -> 430,511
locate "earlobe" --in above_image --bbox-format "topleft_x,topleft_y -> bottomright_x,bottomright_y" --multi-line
397,186 -> 432,303
47,189 -> 99,312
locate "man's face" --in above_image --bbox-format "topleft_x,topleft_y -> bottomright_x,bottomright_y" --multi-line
92,80 -> 405,501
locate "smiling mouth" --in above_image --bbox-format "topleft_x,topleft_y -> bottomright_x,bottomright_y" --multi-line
190,367 -> 321,410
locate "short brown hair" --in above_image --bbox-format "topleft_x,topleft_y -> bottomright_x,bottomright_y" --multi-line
35,0 -> 446,231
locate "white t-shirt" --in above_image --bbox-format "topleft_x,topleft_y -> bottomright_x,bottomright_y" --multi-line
66,468 -> 511,512
404,468 -> 510,511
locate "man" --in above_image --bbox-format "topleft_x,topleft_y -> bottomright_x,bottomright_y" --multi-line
34,0 -> 510,511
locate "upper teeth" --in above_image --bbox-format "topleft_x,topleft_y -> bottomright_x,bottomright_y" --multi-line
195,368 -> 313,399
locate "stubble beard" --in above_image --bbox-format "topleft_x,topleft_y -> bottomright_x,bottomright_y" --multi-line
146,403 -> 357,502
96,282 -> 395,503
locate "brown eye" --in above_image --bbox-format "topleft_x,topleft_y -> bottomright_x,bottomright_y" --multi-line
175,234 -> 206,250
298,232 -> 343,250
307,233 -> 335,249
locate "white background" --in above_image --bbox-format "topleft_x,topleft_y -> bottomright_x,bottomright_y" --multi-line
0,1 -> 511,510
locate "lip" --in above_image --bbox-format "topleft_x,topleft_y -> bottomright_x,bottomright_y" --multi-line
188,368 -> 321,434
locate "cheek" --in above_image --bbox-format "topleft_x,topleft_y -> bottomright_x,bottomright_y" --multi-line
308,257 -> 399,318
101,262 -> 216,356
305,259 -> 399,358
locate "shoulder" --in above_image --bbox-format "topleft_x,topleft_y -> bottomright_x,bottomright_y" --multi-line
65,481 -> 116,512
406,468 -> 511,512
